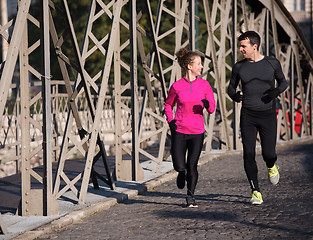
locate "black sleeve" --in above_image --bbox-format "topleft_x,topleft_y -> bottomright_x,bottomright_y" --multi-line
267,56 -> 288,93
227,62 -> 241,100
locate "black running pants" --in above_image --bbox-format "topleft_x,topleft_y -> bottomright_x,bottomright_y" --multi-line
240,108 -> 277,192
171,132 -> 204,195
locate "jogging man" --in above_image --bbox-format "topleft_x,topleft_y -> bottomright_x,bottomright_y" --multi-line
227,31 -> 288,204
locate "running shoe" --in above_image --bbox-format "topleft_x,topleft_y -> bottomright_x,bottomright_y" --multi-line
249,190 -> 263,205
186,195 -> 198,208
267,164 -> 280,185
176,171 -> 185,189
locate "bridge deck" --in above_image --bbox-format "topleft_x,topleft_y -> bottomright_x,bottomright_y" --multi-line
0,138 -> 312,239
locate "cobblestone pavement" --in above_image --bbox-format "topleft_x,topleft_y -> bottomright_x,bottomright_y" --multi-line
39,142 -> 313,240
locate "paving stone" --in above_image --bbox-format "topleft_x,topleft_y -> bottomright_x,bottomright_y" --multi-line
39,142 -> 313,239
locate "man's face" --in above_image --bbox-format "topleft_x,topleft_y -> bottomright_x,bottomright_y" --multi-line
239,38 -> 256,60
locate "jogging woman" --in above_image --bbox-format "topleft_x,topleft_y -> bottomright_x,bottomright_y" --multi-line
164,48 -> 216,207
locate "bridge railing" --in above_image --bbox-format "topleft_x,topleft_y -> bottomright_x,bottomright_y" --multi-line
0,81 -> 161,177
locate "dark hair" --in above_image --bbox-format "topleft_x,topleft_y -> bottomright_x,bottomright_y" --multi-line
175,48 -> 201,73
238,31 -> 261,50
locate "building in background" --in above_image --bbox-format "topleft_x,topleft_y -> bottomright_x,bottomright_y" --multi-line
283,0 -> 313,46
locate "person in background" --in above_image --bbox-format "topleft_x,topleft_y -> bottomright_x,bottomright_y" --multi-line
227,31 -> 287,205
164,48 -> 216,207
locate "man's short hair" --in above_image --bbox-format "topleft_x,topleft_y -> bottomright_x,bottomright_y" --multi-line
238,31 -> 261,50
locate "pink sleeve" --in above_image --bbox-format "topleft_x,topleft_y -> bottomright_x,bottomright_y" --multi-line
205,83 -> 216,114
164,85 -> 176,123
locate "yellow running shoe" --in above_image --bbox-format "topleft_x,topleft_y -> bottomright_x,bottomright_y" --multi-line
250,190 -> 263,205
267,164 -> 280,185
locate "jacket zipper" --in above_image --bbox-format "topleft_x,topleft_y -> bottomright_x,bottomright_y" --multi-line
184,76 -> 194,94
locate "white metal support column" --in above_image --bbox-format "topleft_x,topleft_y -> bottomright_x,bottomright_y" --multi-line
41,0 -> 58,216
130,0 -> 143,181
0,0 -> 31,129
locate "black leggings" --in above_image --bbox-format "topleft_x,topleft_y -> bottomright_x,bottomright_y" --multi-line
171,132 -> 204,195
240,108 -> 277,192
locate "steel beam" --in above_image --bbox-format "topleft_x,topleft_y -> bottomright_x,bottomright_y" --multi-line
130,0 -> 142,181
0,0 -> 31,129
19,5 -> 31,216
41,0 -> 59,216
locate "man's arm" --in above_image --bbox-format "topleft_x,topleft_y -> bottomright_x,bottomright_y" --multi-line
261,57 -> 288,103
266,56 -> 288,94
227,63 -> 242,102
273,58 -> 288,93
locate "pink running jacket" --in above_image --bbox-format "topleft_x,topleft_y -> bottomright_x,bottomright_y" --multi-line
164,77 -> 216,134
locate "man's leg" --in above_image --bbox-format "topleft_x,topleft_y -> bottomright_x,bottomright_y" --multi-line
240,110 -> 260,192
259,112 -> 277,168
259,112 -> 279,185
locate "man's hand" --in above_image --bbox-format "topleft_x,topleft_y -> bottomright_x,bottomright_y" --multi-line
233,91 -> 243,102
261,88 -> 279,104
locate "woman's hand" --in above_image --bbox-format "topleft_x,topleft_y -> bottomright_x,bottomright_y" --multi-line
169,120 -> 177,132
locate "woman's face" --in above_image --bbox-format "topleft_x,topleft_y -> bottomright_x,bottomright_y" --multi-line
188,56 -> 203,77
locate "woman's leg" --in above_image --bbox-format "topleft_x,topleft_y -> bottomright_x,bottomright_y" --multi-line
171,132 -> 187,172
185,133 -> 204,196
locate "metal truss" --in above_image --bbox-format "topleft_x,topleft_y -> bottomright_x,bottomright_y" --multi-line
51,0 -> 117,204
0,0 -> 312,215
0,0 -> 59,216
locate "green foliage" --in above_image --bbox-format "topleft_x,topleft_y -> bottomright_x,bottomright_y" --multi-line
26,0 -> 227,92
29,0 -> 103,81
